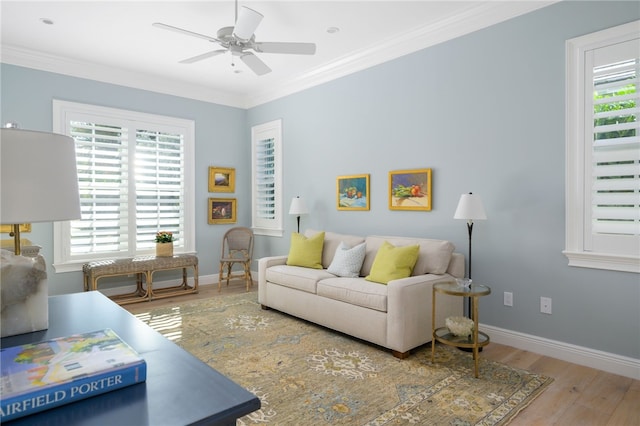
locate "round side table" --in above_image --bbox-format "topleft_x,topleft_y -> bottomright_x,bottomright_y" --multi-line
431,281 -> 491,378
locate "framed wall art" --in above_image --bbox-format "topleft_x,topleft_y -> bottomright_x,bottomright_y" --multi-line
389,168 -> 432,211
208,167 -> 235,193
208,198 -> 237,224
337,174 -> 370,211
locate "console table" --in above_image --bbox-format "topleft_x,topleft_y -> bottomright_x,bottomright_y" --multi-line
431,281 -> 491,378
0,292 -> 260,425
83,254 -> 198,305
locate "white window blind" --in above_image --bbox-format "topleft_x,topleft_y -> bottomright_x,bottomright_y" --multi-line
589,51 -> 640,252
135,129 -> 184,250
53,101 -> 195,272
565,21 -> 640,273
255,137 -> 276,220
251,119 -> 283,237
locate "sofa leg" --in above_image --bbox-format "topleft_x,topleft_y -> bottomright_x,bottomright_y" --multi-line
260,304 -> 271,310
391,350 -> 410,359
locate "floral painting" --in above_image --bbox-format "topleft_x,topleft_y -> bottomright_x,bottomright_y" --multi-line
389,169 -> 432,211
337,174 -> 370,211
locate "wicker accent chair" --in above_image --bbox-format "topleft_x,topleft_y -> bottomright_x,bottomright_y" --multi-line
219,227 -> 254,292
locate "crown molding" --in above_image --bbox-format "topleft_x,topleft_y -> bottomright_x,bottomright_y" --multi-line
1,45 -> 247,108
2,1 -> 555,110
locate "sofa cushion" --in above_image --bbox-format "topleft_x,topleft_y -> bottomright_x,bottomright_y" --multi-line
361,236 -> 455,276
317,277 -> 388,312
265,264 -> 335,294
305,229 -> 365,268
365,241 -> 420,284
286,231 -> 325,269
327,242 -> 366,278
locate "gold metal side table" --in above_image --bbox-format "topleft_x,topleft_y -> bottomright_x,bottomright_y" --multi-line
431,281 -> 491,378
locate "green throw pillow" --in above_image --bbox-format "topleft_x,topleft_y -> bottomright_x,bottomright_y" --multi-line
286,231 -> 325,269
365,241 -> 420,284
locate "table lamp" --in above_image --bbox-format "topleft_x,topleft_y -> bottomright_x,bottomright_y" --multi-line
288,196 -> 309,233
1,125 -> 81,337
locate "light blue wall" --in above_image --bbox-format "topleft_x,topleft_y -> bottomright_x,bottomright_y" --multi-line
1,1 -> 638,359
247,1 -> 640,359
1,65 -> 249,293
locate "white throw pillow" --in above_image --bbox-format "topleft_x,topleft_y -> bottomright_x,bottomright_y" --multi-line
327,242 -> 366,278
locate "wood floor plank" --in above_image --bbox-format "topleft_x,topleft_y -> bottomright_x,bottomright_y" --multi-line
607,379 -> 640,426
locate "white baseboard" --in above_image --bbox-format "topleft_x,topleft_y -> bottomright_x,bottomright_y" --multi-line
481,323 -> 640,380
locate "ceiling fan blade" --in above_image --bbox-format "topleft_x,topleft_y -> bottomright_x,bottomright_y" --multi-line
240,52 -> 271,76
153,22 -> 220,44
179,50 -> 226,64
253,42 -> 316,55
233,6 -> 263,41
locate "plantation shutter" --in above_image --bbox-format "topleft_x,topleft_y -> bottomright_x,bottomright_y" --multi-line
255,137 -> 276,220
135,129 -> 184,249
251,119 -> 283,236
587,38 -> 640,255
70,121 -> 129,255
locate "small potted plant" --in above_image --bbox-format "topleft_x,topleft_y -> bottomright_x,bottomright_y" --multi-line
155,231 -> 174,257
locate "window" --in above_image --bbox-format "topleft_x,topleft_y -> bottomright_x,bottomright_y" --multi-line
251,119 -> 283,237
565,21 -> 640,273
52,100 -> 195,272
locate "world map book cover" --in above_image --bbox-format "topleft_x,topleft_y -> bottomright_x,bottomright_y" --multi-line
0,328 -> 147,422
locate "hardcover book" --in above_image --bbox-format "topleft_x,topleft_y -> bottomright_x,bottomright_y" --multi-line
0,328 -> 146,422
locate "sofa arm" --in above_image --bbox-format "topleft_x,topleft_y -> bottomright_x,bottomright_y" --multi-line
386,274 -> 462,354
258,255 -> 288,305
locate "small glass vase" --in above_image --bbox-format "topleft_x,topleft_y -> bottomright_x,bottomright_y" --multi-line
156,242 -> 174,257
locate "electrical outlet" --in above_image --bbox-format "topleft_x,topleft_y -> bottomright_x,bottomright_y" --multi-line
504,292 -> 513,307
540,297 -> 552,314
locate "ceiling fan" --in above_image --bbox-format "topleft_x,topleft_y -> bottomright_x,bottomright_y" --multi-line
153,0 -> 316,76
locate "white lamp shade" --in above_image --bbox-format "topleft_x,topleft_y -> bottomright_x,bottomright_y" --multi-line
1,128 -> 81,224
289,197 -> 309,216
233,6 -> 263,41
454,193 -> 487,220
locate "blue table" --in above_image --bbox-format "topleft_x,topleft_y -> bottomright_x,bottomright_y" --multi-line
1,292 -> 260,425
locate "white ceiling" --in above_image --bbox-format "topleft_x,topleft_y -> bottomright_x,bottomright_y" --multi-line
1,1 -> 554,108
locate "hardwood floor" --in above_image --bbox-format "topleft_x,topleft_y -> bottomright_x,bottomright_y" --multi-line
123,282 -> 640,426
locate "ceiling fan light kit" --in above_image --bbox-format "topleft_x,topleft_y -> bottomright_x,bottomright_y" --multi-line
233,7 -> 263,41
153,1 -> 316,76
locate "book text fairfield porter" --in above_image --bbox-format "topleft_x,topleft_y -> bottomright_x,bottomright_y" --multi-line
1,374 -> 124,417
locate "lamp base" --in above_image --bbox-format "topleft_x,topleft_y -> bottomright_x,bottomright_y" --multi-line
1,250 -> 48,338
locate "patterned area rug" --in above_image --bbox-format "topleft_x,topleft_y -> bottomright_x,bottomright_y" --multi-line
135,292 -> 552,425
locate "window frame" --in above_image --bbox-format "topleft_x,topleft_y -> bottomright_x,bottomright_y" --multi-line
564,20 -> 640,273
52,100 -> 196,272
251,119 -> 283,237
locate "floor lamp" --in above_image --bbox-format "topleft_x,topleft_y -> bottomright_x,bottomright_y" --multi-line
288,196 -> 309,233
454,192 -> 487,318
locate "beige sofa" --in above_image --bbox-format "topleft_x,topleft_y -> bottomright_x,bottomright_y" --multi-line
258,230 -> 464,358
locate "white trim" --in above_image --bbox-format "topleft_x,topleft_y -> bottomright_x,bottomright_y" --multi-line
482,323 -> 640,380
52,100 -> 196,271
246,1 -> 556,107
251,119 -> 284,237
564,20 -> 640,273
563,250 -> 640,273
2,45 -> 245,107
0,2 -> 555,109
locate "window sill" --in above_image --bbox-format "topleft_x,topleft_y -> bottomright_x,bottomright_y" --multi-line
252,227 -> 284,237
563,251 -> 640,273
